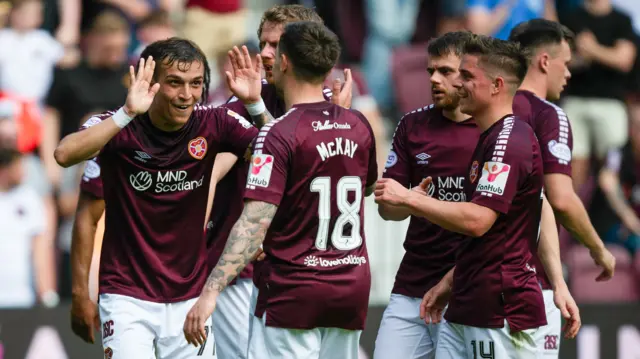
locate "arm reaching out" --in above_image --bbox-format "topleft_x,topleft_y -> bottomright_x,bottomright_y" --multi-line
184,200 -> 278,346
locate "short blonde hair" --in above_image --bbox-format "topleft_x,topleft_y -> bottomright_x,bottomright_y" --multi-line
90,10 -> 130,35
257,5 -> 323,39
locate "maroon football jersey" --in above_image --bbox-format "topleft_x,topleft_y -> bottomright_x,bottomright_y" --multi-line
206,82 -> 332,280
80,157 -> 104,198
444,115 -> 547,332
243,101 -> 377,330
81,105 -> 257,302
513,90 -> 573,290
383,105 -> 479,298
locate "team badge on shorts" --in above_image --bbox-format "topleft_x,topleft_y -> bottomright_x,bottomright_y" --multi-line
470,161 -> 479,183
188,137 -> 208,160
104,347 -> 113,359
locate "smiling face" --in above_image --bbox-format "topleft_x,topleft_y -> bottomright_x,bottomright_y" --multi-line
455,54 -> 495,115
428,53 -> 463,110
259,21 -> 284,84
150,60 -> 204,128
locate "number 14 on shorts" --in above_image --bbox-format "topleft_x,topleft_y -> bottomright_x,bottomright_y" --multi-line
471,340 -> 495,359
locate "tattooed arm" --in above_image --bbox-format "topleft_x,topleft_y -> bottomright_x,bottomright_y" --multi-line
250,109 -> 276,130
203,200 -> 278,294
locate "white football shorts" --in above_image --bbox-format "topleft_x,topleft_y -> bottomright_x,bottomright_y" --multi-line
534,289 -> 562,358
99,293 -> 216,359
213,278 -> 253,359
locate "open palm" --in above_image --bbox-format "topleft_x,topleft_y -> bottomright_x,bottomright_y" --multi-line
225,46 -> 263,104
125,56 -> 160,115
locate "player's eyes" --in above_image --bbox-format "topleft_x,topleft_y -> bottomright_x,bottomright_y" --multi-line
427,69 -> 434,75
192,81 -> 202,86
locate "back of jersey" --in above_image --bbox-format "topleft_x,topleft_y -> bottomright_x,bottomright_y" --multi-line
244,101 -> 377,330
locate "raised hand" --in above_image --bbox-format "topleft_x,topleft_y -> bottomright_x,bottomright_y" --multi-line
331,68 -> 353,109
125,56 -> 160,116
225,46 -> 263,105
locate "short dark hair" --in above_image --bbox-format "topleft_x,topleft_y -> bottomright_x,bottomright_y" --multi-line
258,5 -> 324,39
278,21 -> 340,84
463,34 -> 528,91
427,31 -> 474,58
138,10 -> 172,29
508,19 -> 575,62
140,37 -> 211,104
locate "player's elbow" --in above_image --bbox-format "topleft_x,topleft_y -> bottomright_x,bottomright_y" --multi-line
53,144 -> 72,168
465,207 -> 497,237
547,189 -> 574,215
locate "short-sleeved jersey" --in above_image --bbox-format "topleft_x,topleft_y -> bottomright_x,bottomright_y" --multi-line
80,157 -> 104,198
384,105 -> 479,298
444,115 -> 547,332
81,105 -> 257,302
244,101 -> 378,330
513,90 -> 574,290
205,83 -> 332,280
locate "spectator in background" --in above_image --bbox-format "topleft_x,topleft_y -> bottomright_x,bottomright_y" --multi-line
41,9 -> 129,192
182,0 -> 247,61
590,115 -> 640,257
466,0 -> 557,39
0,116 -> 57,309
131,10 -> 176,62
362,0 -> 420,113
437,0 -> 468,34
562,0 -> 637,190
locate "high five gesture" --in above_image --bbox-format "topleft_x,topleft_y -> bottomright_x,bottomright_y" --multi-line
125,56 -> 161,116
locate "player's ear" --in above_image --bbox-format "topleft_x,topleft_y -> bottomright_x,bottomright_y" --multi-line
492,76 -> 504,95
539,53 -> 550,74
280,53 -> 289,73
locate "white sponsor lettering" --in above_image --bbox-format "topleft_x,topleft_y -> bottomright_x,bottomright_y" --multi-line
129,170 -> 204,193
433,176 -> 466,201
547,140 -> 572,162
476,161 -> 510,196
312,120 -> 351,131
247,154 -> 273,188
386,150 -> 398,168
303,255 -> 367,267
316,138 -> 358,161
83,159 -> 100,180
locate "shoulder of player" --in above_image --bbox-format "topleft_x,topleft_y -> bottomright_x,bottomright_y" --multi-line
397,104 -> 439,129
193,103 -> 253,129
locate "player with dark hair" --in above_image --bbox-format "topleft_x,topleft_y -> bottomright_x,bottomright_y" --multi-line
55,37 -> 260,359
184,21 -> 377,359
375,35 -> 580,358
509,19 -> 615,358
373,31 -> 479,359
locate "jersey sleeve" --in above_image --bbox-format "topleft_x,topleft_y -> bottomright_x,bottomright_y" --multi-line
217,108 -> 259,157
382,115 -> 411,187
471,125 -> 533,214
221,96 -> 251,120
243,122 -> 292,206
536,106 -> 573,176
80,158 -> 104,199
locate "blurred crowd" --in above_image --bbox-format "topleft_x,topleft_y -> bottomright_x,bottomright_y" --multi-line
1,0 -> 640,309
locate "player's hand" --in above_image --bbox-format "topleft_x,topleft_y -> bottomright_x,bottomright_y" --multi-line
225,46 -> 263,105
412,177 -> 433,197
183,291 -> 217,347
253,247 -> 267,262
590,246 -> 616,282
553,285 -> 581,339
70,295 -> 100,343
125,56 -> 160,115
419,279 -> 451,325
331,68 -> 353,109
374,178 -> 412,206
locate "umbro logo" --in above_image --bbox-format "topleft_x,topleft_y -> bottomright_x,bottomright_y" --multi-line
134,151 -> 152,163
416,152 -> 430,164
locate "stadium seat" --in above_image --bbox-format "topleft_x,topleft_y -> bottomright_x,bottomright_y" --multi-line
391,45 -> 432,114
567,244 -> 639,303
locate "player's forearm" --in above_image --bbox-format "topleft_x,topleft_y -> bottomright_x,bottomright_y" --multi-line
588,43 -> 636,72
202,201 -> 277,295
552,191 -> 605,253
54,118 -> 120,167
33,234 -> 57,297
377,203 -> 411,221
404,192 -> 491,237
249,108 -> 276,129
538,196 -> 567,291
70,200 -> 102,299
